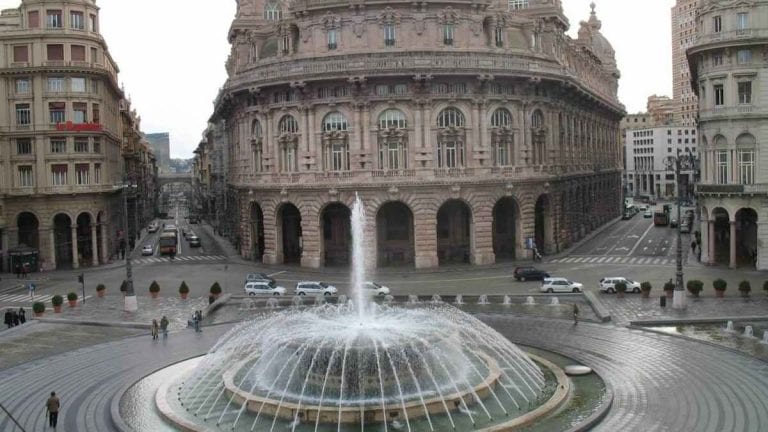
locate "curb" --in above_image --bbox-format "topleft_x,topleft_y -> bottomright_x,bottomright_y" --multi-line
32,317 -> 152,329
583,291 -> 612,323
629,316 -> 768,326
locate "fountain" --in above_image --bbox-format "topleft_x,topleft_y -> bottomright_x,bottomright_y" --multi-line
241,298 -> 256,310
162,193 -> 558,432
338,294 -> 348,305
384,295 -> 394,303
724,321 -> 735,332
744,326 -> 754,338
762,331 -> 768,345
292,296 -> 303,307
265,297 -> 280,309
477,295 -> 490,305
314,296 -> 326,306
525,296 -> 536,305
503,295 -> 512,305
454,294 -> 464,305
550,297 -> 560,306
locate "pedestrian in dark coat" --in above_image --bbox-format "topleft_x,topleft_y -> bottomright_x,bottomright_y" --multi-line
18,307 -> 26,324
12,311 -> 19,326
4,310 -> 12,328
14,264 -> 20,279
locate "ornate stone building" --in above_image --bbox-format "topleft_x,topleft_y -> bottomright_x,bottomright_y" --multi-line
688,0 -> 768,269
212,0 -> 624,268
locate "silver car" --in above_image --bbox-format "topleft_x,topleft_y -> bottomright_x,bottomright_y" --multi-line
599,277 -> 641,294
295,281 -> 338,296
244,281 -> 286,296
540,277 -> 583,293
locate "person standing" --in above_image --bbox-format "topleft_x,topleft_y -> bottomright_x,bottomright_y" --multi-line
11,310 -> 19,327
151,319 -> 159,340
18,307 -> 25,324
21,263 -> 29,279
160,316 -> 169,339
46,391 -> 60,428
14,263 -> 20,279
4,309 -> 12,328
572,303 -> 579,326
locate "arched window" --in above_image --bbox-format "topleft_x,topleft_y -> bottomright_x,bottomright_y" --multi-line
437,107 -> 465,128
264,2 -> 282,21
490,108 -> 512,128
378,109 -> 407,129
251,119 -> 262,138
278,115 -> 299,134
531,109 -> 544,129
322,112 -> 348,132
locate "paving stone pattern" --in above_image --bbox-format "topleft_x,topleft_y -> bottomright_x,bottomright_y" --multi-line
599,295 -> 768,325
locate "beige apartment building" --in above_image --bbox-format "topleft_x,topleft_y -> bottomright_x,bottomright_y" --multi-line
673,0 -> 699,126
211,0 -> 625,269
0,0 -> 136,270
689,0 -> 768,270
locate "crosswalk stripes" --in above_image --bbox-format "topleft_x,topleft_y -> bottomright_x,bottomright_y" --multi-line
549,256 -> 675,266
0,294 -> 92,304
132,255 -> 227,265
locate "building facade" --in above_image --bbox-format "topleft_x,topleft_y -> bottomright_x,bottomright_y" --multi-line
145,132 -> 170,173
212,0 -> 625,269
673,0 -> 699,126
688,0 -> 768,269
0,0 -> 131,270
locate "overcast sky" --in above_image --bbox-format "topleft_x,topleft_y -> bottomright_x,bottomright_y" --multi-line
0,0 -> 675,158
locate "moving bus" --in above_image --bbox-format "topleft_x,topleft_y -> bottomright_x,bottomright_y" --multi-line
159,228 -> 178,255
653,210 -> 669,226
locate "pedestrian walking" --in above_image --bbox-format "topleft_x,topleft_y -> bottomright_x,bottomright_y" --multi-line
193,310 -> 203,333
4,309 -> 12,328
46,391 -> 60,429
12,311 -> 19,326
18,307 -> 26,324
572,303 -> 579,326
21,263 -> 29,279
28,282 -> 36,299
14,263 -> 20,279
160,315 -> 169,339
151,319 -> 159,340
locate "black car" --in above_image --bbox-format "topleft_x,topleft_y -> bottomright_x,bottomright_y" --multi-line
244,272 -> 275,285
513,266 -> 550,281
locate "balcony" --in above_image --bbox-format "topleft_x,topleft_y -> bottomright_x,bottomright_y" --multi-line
693,28 -> 768,48
699,105 -> 766,121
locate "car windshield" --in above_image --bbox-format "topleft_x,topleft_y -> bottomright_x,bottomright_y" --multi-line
319,282 -> 329,288
368,282 -> 381,288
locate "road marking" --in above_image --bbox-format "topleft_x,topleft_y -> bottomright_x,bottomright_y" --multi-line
268,271 -> 287,277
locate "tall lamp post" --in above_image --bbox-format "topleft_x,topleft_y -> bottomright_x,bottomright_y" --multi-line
666,151 -> 698,310
115,178 -> 138,312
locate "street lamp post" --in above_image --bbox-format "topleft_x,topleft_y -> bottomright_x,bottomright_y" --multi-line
666,151 -> 698,310
116,179 -> 138,312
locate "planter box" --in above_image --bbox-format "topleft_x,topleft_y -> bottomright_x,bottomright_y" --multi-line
68,300 -> 77,307
665,290 -> 674,299
97,290 -> 106,298
34,312 -> 44,317
150,292 -> 159,299
180,293 -> 188,300
53,305 -> 62,313
715,290 -> 725,298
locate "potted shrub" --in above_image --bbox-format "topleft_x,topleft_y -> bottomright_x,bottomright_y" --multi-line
120,280 -> 128,296
32,302 -> 45,317
738,280 -> 751,298
615,281 -> 627,298
640,282 -> 652,298
210,282 -> 222,299
663,281 -> 675,299
713,278 -> 727,298
149,281 -> 160,299
51,295 -> 63,313
686,280 -> 704,298
67,292 -> 78,307
96,284 -> 106,298
179,281 -> 190,299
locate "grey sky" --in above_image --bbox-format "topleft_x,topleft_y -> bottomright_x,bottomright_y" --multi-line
1,0 -> 675,158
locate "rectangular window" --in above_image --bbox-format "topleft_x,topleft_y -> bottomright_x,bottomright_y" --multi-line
49,102 -> 65,123
71,45 -> 86,61
47,9 -> 62,28
327,29 -> 337,50
713,15 -> 722,33
92,137 -> 101,153
495,27 -> 504,47
388,142 -> 401,169
90,47 -> 98,64
18,166 -> 34,187
712,51 -> 723,66
91,79 -> 99,93
74,136 -> 88,152
71,77 -> 86,92
737,49 -> 752,64
50,137 -> 66,153
738,81 -> 752,104
15,78 -> 31,94
508,0 -> 529,10
46,44 -> 64,61
75,164 -> 89,185
16,104 -> 31,126
94,163 -> 101,184
331,144 -> 347,171
51,164 -> 68,186
13,45 -> 28,62
70,11 -> 84,29
73,103 -> 87,123
28,10 -> 39,28
282,145 -> 296,172
716,150 -> 729,184
89,14 -> 97,32
16,138 -> 32,155
48,77 -> 65,92
443,24 -> 455,45
92,103 -> 100,123
384,24 -> 396,46
281,35 -> 290,53
737,12 -> 749,30
714,84 -> 724,106
739,151 -> 754,185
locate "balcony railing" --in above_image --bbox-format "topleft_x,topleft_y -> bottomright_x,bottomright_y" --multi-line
694,28 -> 768,46
699,105 -> 765,119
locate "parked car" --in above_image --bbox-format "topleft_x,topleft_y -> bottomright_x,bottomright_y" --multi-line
540,277 -> 583,293
670,218 -> 678,228
147,224 -> 159,233
244,281 -> 286,296
513,266 -> 550,282
364,282 -> 390,296
599,277 -> 641,294
141,244 -> 154,256
244,272 -> 275,285
188,216 -> 200,224
295,281 -> 338,296
644,209 -> 653,218
188,235 -> 201,247
680,222 -> 691,233
622,211 -> 634,220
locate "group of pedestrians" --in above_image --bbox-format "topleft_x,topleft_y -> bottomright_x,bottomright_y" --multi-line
4,307 -> 26,328
150,315 -> 169,340
14,262 -> 30,279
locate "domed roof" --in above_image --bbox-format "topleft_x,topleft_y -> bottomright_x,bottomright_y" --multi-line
578,3 -> 617,72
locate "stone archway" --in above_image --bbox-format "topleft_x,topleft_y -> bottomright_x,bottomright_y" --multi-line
492,197 -> 520,261
437,200 -> 472,265
735,208 -> 758,268
76,213 -> 93,266
250,202 -> 265,261
711,207 -> 730,266
376,201 -> 415,267
277,204 -> 302,264
321,203 -> 351,266
17,212 -> 39,249
535,194 -> 553,254
53,213 -> 73,269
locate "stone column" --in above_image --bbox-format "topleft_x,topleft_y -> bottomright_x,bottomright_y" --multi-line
262,205 -> 278,265
708,220 -> 715,265
729,220 -> 736,269
71,225 -> 79,269
300,207 -> 321,268
100,223 -> 108,263
414,208 -> 438,268
49,229 -> 56,270
471,202 -> 495,265
413,102 -> 423,150
361,105 -> 371,157
91,224 -> 99,266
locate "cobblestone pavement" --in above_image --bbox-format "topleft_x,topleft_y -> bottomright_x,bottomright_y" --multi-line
598,294 -> 768,325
